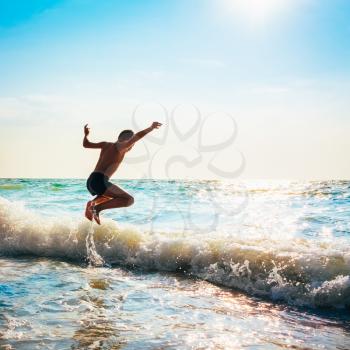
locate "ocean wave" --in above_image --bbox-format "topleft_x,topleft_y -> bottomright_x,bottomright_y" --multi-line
49,183 -> 66,191
0,184 -> 24,190
0,197 -> 349,309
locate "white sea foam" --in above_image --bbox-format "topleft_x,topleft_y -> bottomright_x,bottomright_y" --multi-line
0,197 -> 349,309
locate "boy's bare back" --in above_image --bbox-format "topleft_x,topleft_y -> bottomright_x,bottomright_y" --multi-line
93,142 -> 127,179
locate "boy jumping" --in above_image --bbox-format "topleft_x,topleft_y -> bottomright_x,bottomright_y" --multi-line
83,122 -> 162,224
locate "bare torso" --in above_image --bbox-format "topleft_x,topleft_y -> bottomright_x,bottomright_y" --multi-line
93,142 -> 126,178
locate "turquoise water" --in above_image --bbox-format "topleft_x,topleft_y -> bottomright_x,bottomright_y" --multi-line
0,179 -> 350,349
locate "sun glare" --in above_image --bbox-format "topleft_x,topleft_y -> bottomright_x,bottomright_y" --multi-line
226,0 -> 289,24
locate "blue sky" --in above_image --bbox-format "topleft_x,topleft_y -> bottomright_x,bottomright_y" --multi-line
0,0 -> 349,179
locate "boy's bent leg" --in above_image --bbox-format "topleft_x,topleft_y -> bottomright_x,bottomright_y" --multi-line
93,195 -> 113,206
91,184 -> 134,225
94,184 -> 134,213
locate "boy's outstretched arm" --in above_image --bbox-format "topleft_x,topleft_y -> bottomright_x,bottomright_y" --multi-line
83,124 -> 106,149
124,122 -> 162,148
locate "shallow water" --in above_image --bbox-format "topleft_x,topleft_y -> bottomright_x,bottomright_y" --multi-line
0,179 -> 349,349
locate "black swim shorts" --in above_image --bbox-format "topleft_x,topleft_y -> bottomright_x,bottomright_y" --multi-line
86,172 -> 112,196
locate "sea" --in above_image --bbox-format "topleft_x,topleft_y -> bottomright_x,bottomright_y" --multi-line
0,178 -> 349,349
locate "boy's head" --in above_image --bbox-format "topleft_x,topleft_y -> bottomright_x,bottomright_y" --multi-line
118,129 -> 134,142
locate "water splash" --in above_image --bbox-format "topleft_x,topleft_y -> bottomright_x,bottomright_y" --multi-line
85,216 -> 104,267
1,196 -> 350,309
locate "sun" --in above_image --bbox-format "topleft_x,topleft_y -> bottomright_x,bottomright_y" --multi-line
225,0 -> 289,25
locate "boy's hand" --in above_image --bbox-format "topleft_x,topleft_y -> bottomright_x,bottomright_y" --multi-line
151,122 -> 162,130
84,124 -> 90,136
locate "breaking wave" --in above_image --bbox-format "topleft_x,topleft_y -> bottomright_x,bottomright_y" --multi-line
0,197 -> 349,309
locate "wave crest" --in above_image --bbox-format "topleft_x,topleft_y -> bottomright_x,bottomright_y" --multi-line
0,197 -> 349,309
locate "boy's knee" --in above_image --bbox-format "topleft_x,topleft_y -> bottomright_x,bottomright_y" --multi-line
125,196 -> 134,207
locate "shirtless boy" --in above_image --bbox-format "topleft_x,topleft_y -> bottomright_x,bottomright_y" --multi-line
83,122 -> 162,224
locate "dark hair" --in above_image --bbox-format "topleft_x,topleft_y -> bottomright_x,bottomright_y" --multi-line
118,129 -> 134,141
